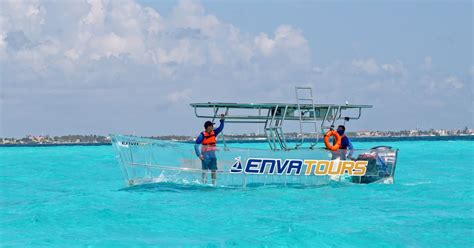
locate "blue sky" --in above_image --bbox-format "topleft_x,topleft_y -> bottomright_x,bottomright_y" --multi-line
0,0 -> 472,137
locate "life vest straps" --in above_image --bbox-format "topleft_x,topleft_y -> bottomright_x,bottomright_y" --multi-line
201,131 -> 217,151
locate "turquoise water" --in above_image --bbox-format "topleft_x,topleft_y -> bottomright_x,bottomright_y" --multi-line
1,140 -> 473,247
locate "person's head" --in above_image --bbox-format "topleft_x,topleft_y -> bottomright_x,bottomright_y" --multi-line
337,125 -> 345,135
204,121 -> 215,132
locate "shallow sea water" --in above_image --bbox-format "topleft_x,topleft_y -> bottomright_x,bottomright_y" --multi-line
1,140 -> 473,247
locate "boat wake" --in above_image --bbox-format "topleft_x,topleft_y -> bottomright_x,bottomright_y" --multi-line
119,173 -> 377,192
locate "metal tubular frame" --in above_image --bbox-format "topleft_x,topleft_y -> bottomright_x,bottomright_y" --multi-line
190,88 -> 372,150
262,104 -> 289,150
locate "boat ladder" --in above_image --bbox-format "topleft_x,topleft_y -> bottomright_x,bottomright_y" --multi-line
295,87 -> 319,149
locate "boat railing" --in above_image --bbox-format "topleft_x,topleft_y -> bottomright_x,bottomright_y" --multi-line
111,134 -> 398,186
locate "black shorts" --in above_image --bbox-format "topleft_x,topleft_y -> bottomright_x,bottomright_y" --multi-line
202,157 -> 217,171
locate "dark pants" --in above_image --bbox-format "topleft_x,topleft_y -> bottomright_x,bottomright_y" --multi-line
201,157 -> 217,171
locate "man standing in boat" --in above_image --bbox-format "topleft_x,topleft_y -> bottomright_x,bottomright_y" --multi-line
195,113 -> 225,185
336,125 -> 354,159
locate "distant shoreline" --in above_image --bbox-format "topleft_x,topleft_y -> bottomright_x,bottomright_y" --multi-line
0,135 -> 472,147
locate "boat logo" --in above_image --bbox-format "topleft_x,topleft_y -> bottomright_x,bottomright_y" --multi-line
230,157 -> 243,173
230,158 -> 368,176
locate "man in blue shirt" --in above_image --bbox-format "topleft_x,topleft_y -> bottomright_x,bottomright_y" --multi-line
336,125 -> 354,160
195,114 -> 225,185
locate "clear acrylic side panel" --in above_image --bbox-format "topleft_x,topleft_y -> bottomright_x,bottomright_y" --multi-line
111,135 -> 398,187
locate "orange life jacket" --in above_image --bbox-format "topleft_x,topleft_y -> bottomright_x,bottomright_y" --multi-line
201,131 -> 216,152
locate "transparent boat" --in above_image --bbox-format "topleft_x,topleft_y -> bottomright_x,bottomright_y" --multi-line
111,87 -> 398,188
111,134 -> 398,187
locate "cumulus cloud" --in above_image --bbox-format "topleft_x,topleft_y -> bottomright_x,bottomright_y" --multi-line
0,0 -> 471,136
443,76 -> 463,89
0,0 -> 315,136
351,58 -> 380,75
309,57 -> 471,131
1,0 -> 311,81
351,58 -> 406,76
421,75 -> 464,95
380,60 -> 406,75
254,25 -> 310,64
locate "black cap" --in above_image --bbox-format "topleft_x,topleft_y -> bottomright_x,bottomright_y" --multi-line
204,121 -> 215,128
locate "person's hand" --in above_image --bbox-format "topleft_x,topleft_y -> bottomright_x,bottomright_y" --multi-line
199,155 -> 204,160
220,113 -> 225,120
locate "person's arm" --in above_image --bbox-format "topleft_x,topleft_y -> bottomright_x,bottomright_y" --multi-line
194,133 -> 204,157
213,119 -> 225,136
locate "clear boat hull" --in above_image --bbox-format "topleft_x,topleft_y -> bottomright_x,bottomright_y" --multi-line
111,135 -> 398,187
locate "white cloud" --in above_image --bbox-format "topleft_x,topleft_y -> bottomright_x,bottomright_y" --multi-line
169,0 -> 219,37
0,0 -> 46,36
421,75 -> 465,94
80,0 -> 106,26
381,60 -> 406,75
352,58 -> 406,76
254,33 -> 274,56
1,0 -> 312,80
64,49 -> 80,60
444,76 -> 463,89
166,88 -> 192,103
351,58 -> 380,75
254,25 -> 310,64
1,0 -> 317,135
0,0 -> 471,136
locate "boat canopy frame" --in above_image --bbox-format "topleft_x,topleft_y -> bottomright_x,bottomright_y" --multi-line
190,88 -> 372,150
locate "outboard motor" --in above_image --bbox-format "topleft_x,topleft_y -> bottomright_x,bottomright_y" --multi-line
351,146 -> 398,184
